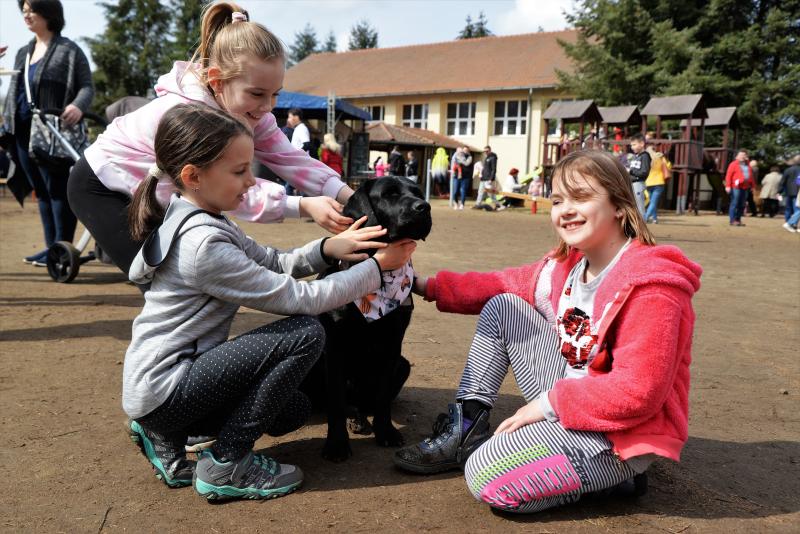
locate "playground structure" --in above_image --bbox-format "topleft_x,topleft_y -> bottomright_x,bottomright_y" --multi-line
541,94 -> 736,214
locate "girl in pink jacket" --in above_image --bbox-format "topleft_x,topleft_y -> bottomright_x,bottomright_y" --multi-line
67,2 -> 353,280
394,150 -> 702,514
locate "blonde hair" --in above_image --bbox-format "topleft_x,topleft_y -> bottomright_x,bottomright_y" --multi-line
551,150 -> 656,260
189,2 -> 285,86
323,133 -> 341,153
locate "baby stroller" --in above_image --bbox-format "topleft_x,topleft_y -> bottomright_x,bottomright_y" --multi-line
31,107 -> 110,282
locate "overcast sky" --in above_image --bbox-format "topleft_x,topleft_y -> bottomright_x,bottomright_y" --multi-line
1,0 -> 574,97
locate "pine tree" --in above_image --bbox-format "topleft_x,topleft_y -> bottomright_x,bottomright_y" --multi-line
84,0 -> 173,112
348,20 -> 378,50
473,12 -> 493,37
457,15 -> 474,39
289,24 -> 319,66
557,0 -> 800,161
171,0 -> 209,61
321,31 -> 337,53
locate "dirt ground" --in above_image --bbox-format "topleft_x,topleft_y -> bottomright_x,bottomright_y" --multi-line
1,195 -> 798,533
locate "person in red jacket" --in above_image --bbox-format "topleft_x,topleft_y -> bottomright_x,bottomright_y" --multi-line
724,149 -> 754,226
320,133 -> 343,176
394,150 -> 702,514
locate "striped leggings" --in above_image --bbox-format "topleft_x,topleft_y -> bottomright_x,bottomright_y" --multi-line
459,294 -> 637,513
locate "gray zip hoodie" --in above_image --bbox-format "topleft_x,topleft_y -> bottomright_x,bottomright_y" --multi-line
122,196 -> 381,419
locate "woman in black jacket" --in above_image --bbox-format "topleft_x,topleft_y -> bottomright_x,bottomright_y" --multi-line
2,0 -> 93,265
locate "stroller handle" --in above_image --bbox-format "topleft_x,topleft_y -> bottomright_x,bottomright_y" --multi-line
38,107 -> 109,128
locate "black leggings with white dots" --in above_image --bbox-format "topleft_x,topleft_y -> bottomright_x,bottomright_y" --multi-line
137,315 -> 325,461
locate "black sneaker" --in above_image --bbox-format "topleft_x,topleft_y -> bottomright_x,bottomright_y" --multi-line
393,402 -> 490,474
126,419 -> 195,488
193,449 -> 303,501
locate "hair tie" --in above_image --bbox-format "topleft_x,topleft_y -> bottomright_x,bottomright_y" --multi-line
148,164 -> 166,180
231,11 -> 248,23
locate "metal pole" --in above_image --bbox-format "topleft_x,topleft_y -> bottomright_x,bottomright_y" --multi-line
327,91 -> 336,134
425,158 -> 431,202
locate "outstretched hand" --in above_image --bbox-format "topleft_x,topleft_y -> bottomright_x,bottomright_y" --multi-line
300,196 -> 354,234
494,400 -> 545,435
323,216 -> 387,262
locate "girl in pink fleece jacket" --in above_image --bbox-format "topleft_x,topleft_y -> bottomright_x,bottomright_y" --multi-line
67,2 -> 353,280
394,150 -> 702,514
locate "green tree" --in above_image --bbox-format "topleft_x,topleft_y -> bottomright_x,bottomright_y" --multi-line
85,0 -> 173,112
457,15 -> 474,39
558,0 -> 800,162
171,0 -> 210,61
289,23 -> 319,66
321,31 -> 338,53
348,20 -> 378,50
473,12 -> 493,37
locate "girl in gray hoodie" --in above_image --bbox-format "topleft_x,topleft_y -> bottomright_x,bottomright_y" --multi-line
123,104 -> 415,501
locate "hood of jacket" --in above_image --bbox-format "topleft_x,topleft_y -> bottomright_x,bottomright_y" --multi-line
129,195 -> 229,284
154,61 -> 216,106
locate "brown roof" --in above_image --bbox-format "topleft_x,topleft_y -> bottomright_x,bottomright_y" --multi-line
598,105 -> 641,125
366,122 -> 476,151
284,30 -> 578,98
680,107 -> 737,128
641,94 -> 707,119
542,99 -> 602,123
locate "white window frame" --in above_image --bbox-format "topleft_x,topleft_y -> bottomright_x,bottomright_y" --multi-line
446,102 -> 476,136
402,103 -> 428,129
364,105 -> 384,121
493,100 -> 528,136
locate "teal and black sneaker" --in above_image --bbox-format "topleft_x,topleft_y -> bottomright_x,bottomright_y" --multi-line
193,449 -> 303,501
125,419 -> 195,488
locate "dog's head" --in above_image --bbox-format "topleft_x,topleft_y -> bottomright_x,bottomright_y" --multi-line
343,177 -> 432,242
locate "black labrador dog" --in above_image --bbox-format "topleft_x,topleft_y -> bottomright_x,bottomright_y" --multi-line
301,177 -> 432,462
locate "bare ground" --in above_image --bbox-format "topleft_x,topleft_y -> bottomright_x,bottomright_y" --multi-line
1,196 -> 798,533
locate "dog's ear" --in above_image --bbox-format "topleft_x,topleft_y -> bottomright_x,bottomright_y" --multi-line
343,180 -> 380,227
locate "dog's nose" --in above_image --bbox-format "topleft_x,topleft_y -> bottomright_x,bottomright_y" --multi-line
412,201 -> 431,213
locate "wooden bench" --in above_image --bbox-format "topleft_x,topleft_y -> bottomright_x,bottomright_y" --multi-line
498,191 -> 552,213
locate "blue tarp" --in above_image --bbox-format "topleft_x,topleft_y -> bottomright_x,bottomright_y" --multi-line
274,91 -> 371,121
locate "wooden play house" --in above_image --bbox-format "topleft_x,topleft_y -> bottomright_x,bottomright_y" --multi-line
541,100 -> 603,168
681,106 -> 739,175
640,94 -> 708,214
598,105 -> 642,153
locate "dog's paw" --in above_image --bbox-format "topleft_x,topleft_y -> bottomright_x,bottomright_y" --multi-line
373,424 -> 404,447
321,438 -> 352,462
347,413 -> 373,435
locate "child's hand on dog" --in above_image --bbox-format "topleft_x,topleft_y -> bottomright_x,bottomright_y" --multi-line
323,215 -> 388,262
374,239 -> 416,271
300,196 -> 354,234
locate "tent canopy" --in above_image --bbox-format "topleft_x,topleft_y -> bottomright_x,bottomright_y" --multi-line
273,91 -> 371,121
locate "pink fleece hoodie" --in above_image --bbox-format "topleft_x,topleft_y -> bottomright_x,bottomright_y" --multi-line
425,242 -> 702,462
83,61 -> 347,223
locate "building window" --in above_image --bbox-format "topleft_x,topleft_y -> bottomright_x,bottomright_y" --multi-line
364,105 -> 384,121
402,104 -> 428,129
446,102 -> 476,136
493,100 -> 528,135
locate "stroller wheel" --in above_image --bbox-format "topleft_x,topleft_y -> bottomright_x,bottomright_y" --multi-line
47,241 -> 81,283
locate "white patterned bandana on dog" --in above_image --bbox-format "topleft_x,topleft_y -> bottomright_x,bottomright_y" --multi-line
354,260 -> 415,322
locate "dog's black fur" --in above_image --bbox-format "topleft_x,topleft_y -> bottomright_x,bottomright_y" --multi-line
301,177 -> 432,462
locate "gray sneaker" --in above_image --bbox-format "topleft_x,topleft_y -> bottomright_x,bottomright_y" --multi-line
393,403 -> 490,474
125,419 -> 195,488
194,450 -> 303,501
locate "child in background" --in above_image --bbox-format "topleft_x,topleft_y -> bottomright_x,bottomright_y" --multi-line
123,104 -> 415,501
644,145 -> 672,224
394,150 -> 701,515
68,2 -> 354,281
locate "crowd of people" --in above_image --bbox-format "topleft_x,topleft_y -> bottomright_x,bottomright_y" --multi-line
0,0 -> 795,519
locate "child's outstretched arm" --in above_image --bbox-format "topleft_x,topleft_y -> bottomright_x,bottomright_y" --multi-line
416,260 -> 544,315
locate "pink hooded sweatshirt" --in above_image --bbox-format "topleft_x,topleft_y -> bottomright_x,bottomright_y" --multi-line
83,61 -> 347,222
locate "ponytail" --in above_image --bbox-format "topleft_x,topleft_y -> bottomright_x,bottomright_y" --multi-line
129,167 -> 167,242
189,2 -> 285,85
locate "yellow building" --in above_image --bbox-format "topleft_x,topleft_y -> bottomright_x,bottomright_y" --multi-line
284,30 -> 577,179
